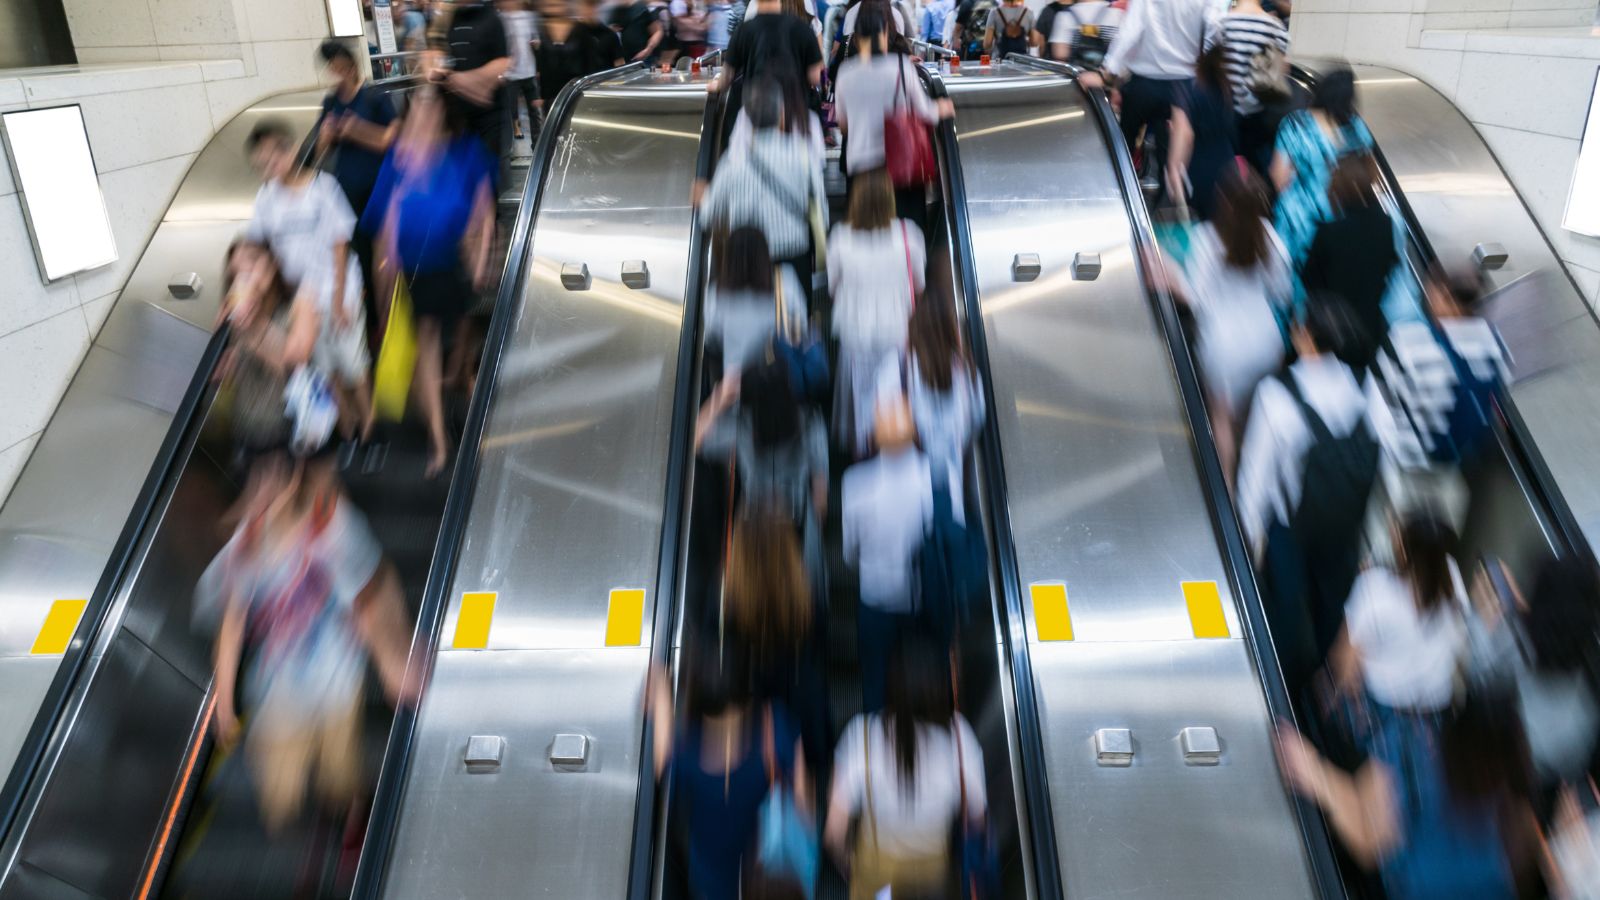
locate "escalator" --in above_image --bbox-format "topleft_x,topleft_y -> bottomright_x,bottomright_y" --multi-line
941,57 -> 1345,898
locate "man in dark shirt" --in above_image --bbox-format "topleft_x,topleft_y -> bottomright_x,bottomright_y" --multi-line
611,0 -> 666,62
431,0 -> 512,169
712,0 -> 823,140
316,40 -> 397,217
317,39 -> 397,353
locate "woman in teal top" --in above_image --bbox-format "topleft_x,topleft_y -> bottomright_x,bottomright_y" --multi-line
1270,67 -> 1421,330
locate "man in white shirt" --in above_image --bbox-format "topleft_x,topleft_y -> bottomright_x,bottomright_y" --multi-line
843,393 -> 933,710
1080,0 -> 1223,189
1236,299 -> 1382,702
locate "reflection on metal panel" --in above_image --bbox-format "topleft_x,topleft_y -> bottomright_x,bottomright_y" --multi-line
948,66 -> 1315,897
381,77 -> 701,899
1309,61 -> 1600,551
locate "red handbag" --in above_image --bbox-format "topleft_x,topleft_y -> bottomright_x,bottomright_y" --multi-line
883,58 -> 936,188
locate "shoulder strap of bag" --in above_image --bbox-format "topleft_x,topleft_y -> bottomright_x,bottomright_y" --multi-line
894,53 -> 909,112
1278,370 -> 1333,444
863,716 -> 880,850
747,149 -> 808,222
763,703 -> 779,787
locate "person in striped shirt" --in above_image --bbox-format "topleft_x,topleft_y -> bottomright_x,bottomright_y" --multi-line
1211,0 -> 1289,176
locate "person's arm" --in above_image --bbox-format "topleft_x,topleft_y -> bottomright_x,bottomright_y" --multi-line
1277,726 -> 1400,866
353,561 -> 412,704
637,17 -> 665,60
468,174 -> 496,290
1097,0 -> 1145,80
648,661 -> 675,777
982,9 -> 996,50
1233,381 -> 1280,558
1167,103 -> 1193,205
212,590 -> 247,746
823,719 -> 860,866
694,376 -> 740,451
338,102 -> 400,154
445,57 -> 512,106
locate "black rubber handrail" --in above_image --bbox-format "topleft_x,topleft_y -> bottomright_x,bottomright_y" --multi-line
624,81 -> 727,900
349,61 -> 646,900
1005,53 -> 1348,899
1287,63 -> 1596,571
918,63 -> 1066,900
0,324 -> 230,847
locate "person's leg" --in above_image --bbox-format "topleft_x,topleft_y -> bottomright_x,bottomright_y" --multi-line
414,317 -> 448,477
856,602 -> 892,713
248,717 -> 315,834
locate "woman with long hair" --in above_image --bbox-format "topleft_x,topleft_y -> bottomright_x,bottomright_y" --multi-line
360,77 -> 497,476
824,636 -> 987,899
904,285 -> 985,522
1155,169 -> 1288,477
828,169 -> 923,455
1300,151 -> 1404,373
1167,42 -> 1237,221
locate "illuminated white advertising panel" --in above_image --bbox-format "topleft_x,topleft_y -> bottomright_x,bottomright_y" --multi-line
1563,67 -> 1600,237
1,105 -> 117,283
327,0 -> 365,37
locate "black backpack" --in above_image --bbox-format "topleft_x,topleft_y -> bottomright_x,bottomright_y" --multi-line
1280,371 -> 1379,567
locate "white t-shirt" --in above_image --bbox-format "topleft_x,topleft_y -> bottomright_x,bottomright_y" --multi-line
830,712 -> 987,859
246,172 -> 363,317
1345,566 -> 1466,712
503,9 -> 538,79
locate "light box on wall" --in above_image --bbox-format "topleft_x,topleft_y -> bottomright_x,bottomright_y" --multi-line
327,0 -> 365,37
1563,67 -> 1600,237
1,105 -> 117,283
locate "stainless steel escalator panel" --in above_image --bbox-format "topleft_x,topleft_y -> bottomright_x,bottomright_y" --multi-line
1300,60 -> 1600,553
379,77 -> 703,899
948,65 -> 1316,898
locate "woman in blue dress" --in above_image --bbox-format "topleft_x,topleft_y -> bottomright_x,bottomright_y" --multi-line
1269,66 -> 1420,329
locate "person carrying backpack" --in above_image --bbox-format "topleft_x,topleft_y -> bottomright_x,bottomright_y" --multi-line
1036,0 -> 1120,68
1236,298 -> 1381,703
983,0 -> 1034,59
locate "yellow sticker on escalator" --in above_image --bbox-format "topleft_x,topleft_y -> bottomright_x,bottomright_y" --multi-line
452,592 -> 497,650
30,599 -> 88,655
1183,581 -> 1230,639
1030,582 -> 1073,641
605,588 -> 646,646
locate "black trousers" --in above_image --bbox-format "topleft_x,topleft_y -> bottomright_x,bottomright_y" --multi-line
1119,74 -> 1190,182
1236,107 -> 1283,181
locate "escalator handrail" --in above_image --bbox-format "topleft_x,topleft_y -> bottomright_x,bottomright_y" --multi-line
917,62 -> 1067,900
1286,63 -> 1597,570
349,61 -> 646,900
623,82 -> 728,900
1004,53 -> 1348,899
0,324 -> 231,847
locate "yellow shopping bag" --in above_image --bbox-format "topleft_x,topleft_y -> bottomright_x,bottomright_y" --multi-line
372,278 -> 417,422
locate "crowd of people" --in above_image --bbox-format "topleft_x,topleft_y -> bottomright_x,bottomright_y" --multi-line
183,0 -> 1600,896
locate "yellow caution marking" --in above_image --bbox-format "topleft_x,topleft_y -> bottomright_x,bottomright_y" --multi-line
451,592 -> 497,650
30,599 -> 88,655
1183,581 -> 1230,639
1030,583 -> 1074,641
605,588 -> 646,646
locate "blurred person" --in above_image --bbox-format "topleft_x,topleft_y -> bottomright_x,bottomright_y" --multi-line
725,503 -> 829,764
842,394 -> 933,710
612,0 -> 667,62
1301,152 -> 1409,373
1468,556 -> 1600,807
650,650 -> 811,900
840,0 -> 915,45
245,120 -> 374,444
360,84 -> 497,476
707,0 -> 733,49
704,227 -> 807,371
950,0 -> 998,59
829,170 -> 923,455
316,39 -> 398,354
534,0 -> 624,110
396,0 -> 430,50
1216,0 -> 1289,176
203,449 -> 411,834
920,0 -> 953,47
1236,299 -> 1380,704
498,0 -> 541,142
1156,170 -> 1288,477
825,636 -> 987,899
428,0 -> 512,166
1079,0 -> 1219,194
1036,0 -> 1121,68
1166,41 -> 1235,221
1279,689 -> 1541,898
780,0 -> 823,54
834,2 -> 952,220
674,0 -> 713,58
1270,66 -> 1372,296
903,286 -> 985,525
982,0 -> 1035,60
712,0 -> 825,125
701,75 -> 826,291
1329,512 -> 1467,714
726,61 -> 826,175
696,355 -> 829,589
